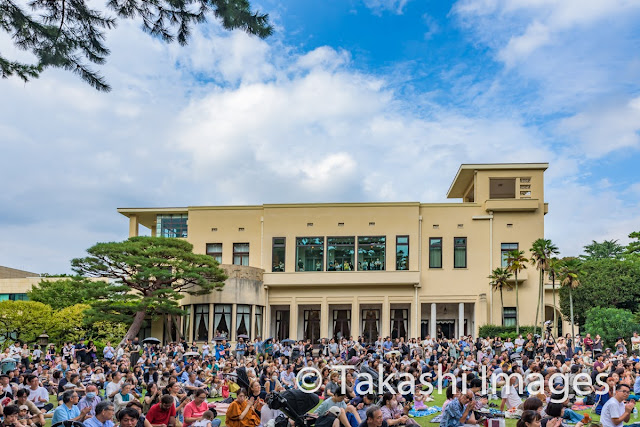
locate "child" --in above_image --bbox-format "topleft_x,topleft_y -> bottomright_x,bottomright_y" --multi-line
192,410 -> 221,427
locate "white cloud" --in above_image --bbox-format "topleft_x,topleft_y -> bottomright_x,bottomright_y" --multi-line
363,0 -> 410,15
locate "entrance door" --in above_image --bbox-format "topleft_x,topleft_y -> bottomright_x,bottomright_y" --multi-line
437,321 -> 455,339
275,310 -> 290,340
362,309 -> 380,343
333,310 -> 351,340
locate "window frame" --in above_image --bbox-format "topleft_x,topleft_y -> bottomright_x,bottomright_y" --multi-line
326,236 -> 356,271
357,236 -> 386,271
193,304 -> 210,342
213,304 -> 232,338
503,307 -> 517,327
396,235 -> 409,270
272,237 -> 286,272
236,304 -> 251,340
501,243 -> 519,268
453,237 -> 467,269
295,237 -> 325,272
233,243 -> 250,266
254,306 -> 264,339
429,237 -> 442,269
156,214 -> 188,238
206,243 -> 223,263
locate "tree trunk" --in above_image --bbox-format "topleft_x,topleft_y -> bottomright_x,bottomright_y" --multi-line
570,288 -> 575,343
552,275 -> 557,335
540,269 -> 545,334
515,271 -> 519,334
534,269 -> 541,335
500,287 -> 504,323
120,310 -> 146,347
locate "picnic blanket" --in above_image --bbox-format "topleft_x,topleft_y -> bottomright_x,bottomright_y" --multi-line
571,404 -> 592,411
430,415 -> 443,423
409,406 -> 442,417
210,402 -> 231,415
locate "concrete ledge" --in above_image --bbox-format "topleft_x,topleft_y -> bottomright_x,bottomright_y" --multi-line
263,271 -> 420,287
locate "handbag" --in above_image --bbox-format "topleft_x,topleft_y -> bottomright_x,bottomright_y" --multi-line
229,381 -> 240,394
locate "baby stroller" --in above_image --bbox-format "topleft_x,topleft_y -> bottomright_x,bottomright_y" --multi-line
266,389 -> 319,427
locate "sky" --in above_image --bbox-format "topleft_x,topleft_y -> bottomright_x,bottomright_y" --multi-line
1,0 -> 640,274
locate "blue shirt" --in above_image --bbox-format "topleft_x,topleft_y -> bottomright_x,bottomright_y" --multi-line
441,399 -> 468,427
84,417 -> 115,427
52,404 -> 81,424
383,341 -> 392,351
635,377 -> 640,395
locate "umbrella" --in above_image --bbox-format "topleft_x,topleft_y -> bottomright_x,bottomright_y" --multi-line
262,337 -> 273,344
213,336 -> 226,342
237,334 -> 250,339
317,338 -> 329,343
142,337 -> 161,344
386,350 -> 401,357
281,339 -> 296,345
184,351 -> 200,357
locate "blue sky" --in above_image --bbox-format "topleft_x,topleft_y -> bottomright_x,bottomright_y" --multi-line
1,0 -> 639,273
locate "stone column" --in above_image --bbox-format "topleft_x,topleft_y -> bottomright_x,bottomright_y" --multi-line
129,215 -> 139,237
351,298 -> 360,338
231,304 -> 237,342
458,302 -> 465,338
208,303 -> 214,343
290,298 -> 298,340
381,297 -> 390,337
321,300 -> 329,339
430,303 -> 437,337
477,294 -> 487,336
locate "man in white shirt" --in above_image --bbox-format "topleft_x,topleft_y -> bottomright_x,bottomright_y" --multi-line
500,376 -> 522,412
26,375 -> 52,412
601,383 -> 635,427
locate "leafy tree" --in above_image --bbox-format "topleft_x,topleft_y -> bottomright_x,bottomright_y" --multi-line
558,258 -> 640,326
530,238 -> 560,335
558,257 -> 581,341
581,239 -> 625,260
505,250 -> 528,334
48,304 -> 91,343
626,231 -> 640,259
0,301 -> 52,343
1,0 -> 272,91
27,277 -> 106,310
584,307 -> 639,349
489,267 -> 513,320
71,236 -> 227,343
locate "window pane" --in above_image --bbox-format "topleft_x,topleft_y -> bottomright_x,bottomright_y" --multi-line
272,238 -> 286,272
156,214 -> 188,238
255,306 -> 263,339
236,304 -> 251,339
214,304 -> 232,338
429,238 -> 442,268
296,237 -> 324,271
454,237 -> 467,268
357,236 -> 386,271
233,243 -> 249,266
396,236 -> 409,270
362,309 -> 380,343
327,237 -> 355,271
503,307 -> 517,327
193,304 -> 209,341
206,243 -> 222,263
501,243 -> 519,267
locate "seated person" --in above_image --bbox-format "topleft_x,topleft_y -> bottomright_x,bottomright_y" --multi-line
147,395 -> 182,427
226,388 -> 260,427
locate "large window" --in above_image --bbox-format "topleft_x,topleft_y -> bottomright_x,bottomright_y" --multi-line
183,306 -> 191,341
296,237 -> 324,271
236,305 -> 251,339
429,238 -> 442,268
503,307 -> 517,327
490,178 -> 516,199
362,309 -> 380,343
327,237 -> 355,271
233,243 -> 249,266
275,310 -> 290,341
213,304 -> 231,338
206,243 -> 222,263
333,310 -> 351,340
358,236 -> 386,270
0,294 -> 27,301
396,236 -> 409,270
272,238 -> 285,272
193,304 -> 209,341
304,310 -> 321,343
454,237 -> 467,268
156,214 -> 188,238
254,306 -> 263,339
501,243 -> 519,267
391,308 -> 408,339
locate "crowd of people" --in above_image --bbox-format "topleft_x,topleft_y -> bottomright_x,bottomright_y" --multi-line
1,330 -> 640,427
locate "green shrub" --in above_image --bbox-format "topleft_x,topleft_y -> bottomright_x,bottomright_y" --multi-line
584,307 -> 640,349
478,325 -> 537,339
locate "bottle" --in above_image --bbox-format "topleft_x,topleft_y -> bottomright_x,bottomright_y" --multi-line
633,407 -> 638,420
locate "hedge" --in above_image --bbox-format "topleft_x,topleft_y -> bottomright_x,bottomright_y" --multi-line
478,325 -> 537,340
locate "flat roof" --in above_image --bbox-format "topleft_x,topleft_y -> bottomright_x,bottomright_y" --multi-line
446,163 -> 548,199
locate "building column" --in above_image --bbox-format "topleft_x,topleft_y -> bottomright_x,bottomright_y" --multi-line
250,305 -> 255,341
208,304 -> 214,343
381,297 -> 390,337
351,298 -> 360,338
430,303 -> 436,338
290,298 -> 298,340
458,302 -> 465,338
321,300 -> 329,339
477,294 -> 487,336
231,304 -> 237,342
129,215 -> 139,237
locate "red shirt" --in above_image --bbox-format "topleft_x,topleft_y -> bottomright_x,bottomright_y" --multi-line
147,403 -> 176,425
183,400 -> 210,427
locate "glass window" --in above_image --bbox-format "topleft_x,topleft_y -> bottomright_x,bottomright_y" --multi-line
304,310 -> 321,343
236,305 -> 251,339
193,304 -> 209,341
296,237 -> 324,271
357,236 -> 386,271
156,214 -> 188,238
206,243 -> 222,263
501,243 -> 519,267
429,238 -> 442,268
396,236 -> 409,270
362,309 -> 380,343
327,237 -> 355,271
333,310 -> 351,340
254,306 -> 263,339
6,294 -> 28,301
233,243 -> 249,266
275,310 -> 290,341
272,238 -> 285,272
454,237 -> 467,268
213,304 -> 231,338
503,307 -> 517,327
183,306 -> 191,341
391,309 -> 408,339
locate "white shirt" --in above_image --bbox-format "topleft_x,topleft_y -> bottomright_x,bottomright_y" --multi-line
501,385 -> 522,410
28,386 -> 49,408
601,397 -> 625,427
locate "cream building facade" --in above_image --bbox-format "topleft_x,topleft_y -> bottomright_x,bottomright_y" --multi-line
118,163 -> 570,343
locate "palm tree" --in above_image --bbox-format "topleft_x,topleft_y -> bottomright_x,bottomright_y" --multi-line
548,257 -> 560,334
530,239 -> 560,335
489,267 -> 513,323
506,250 -> 528,334
559,257 -> 582,341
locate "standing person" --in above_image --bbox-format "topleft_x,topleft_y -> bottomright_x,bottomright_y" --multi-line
103,342 -> 116,362
130,339 -> 141,366
236,339 -> 246,360
75,339 -> 88,365
601,383 -> 636,427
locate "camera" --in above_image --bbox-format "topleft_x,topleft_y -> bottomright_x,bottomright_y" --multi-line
544,320 -> 552,332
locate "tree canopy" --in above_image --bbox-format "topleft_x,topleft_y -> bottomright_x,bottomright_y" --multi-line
27,277 -> 106,310
71,236 -> 227,343
584,307 -> 640,349
580,239 -> 625,260
1,0 -> 272,91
